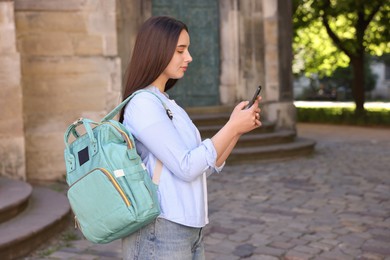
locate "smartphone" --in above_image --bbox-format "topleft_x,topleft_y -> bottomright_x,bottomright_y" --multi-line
245,86 -> 262,109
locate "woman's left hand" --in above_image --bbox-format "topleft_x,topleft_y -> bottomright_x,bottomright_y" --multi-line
228,96 -> 262,136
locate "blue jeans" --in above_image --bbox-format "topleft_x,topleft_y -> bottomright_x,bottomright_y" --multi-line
122,218 -> 205,260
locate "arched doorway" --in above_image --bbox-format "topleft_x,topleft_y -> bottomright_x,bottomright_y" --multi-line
152,0 -> 220,107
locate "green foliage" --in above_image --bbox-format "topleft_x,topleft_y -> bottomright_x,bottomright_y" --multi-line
293,19 -> 350,76
293,0 -> 390,76
296,106 -> 390,126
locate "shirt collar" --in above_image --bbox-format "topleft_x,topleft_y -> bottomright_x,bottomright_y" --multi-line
146,85 -> 170,98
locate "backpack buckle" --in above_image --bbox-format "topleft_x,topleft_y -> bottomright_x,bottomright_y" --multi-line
166,109 -> 173,120
73,117 -> 83,126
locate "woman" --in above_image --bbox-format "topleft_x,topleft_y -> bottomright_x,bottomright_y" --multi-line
121,16 -> 261,260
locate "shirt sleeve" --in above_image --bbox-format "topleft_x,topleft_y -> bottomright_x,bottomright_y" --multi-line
204,158 -> 225,177
123,92 -> 222,182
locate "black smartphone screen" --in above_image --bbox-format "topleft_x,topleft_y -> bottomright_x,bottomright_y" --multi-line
245,86 -> 262,109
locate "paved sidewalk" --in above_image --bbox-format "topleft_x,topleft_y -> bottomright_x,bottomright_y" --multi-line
26,123 -> 390,260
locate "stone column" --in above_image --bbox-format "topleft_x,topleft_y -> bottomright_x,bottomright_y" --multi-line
262,0 -> 295,130
0,0 -> 26,180
219,0 -> 240,105
238,0 -> 265,101
15,0 -> 122,181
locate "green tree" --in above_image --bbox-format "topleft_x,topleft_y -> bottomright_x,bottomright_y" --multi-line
293,0 -> 390,114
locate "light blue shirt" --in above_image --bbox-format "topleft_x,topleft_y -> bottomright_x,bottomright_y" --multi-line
123,86 -> 224,228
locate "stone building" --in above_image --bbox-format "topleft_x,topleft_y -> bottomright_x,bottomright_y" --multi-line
0,0 -> 295,182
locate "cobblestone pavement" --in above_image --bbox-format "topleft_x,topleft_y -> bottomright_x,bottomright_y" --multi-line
26,124 -> 390,260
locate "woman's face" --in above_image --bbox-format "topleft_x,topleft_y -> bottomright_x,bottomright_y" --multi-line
162,30 -> 192,80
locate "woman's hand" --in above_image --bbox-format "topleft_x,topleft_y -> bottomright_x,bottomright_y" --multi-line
211,96 -> 261,166
227,96 -> 262,136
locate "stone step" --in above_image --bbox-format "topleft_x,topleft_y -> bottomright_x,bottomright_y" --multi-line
190,112 -> 231,127
0,178 -> 32,224
188,108 -> 316,162
236,130 -> 296,147
190,111 -> 272,128
198,121 -> 275,138
0,186 -> 71,260
228,138 -> 316,164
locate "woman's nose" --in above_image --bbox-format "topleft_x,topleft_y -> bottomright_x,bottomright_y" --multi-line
186,51 -> 193,63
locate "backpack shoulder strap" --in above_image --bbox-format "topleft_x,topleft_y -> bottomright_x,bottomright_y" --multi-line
152,159 -> 163,185
101,90 -> 173,122
102,90 -> 171,185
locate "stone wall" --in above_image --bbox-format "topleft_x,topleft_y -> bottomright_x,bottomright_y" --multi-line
14,0 -> 121,181
238,0 -> 265,101
116,0 -> 151,79
0,0 -> 294,181
261,0 -> 295,129
0,0 -> 26,180
219,0 -> 265,104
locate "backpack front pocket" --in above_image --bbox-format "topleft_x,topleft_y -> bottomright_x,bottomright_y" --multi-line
68,168 -> 135,242
115,168 -> 159,218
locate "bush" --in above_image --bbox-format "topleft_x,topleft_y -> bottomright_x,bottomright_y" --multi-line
296,106 -> 390,126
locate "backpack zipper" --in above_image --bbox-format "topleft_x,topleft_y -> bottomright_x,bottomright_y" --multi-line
104,122 -> 133,149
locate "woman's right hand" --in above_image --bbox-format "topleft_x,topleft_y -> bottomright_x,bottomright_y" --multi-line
227,97 -> 262,136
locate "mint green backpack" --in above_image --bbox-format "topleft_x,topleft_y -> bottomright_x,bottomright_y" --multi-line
64,90 -> 170,244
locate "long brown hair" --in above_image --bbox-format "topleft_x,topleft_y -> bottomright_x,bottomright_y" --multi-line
119,16 -> 188,122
